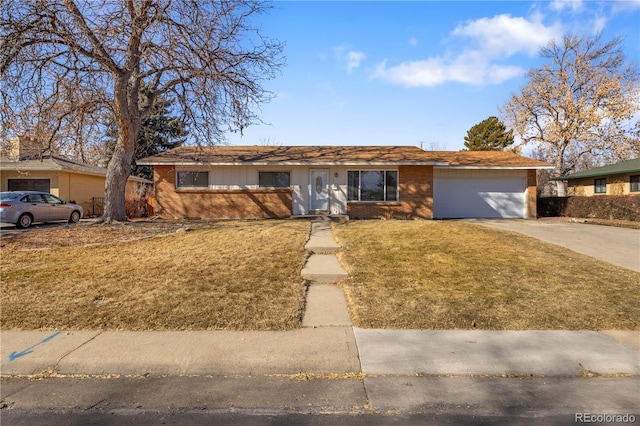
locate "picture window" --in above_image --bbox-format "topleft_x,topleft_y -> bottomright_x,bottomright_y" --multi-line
259,171 -> 290,188
177,171 -> 208,188
347,170 -> 398,201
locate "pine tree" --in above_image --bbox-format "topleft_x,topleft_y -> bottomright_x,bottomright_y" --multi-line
105,86 -> 188,180
463,116 -> 514,151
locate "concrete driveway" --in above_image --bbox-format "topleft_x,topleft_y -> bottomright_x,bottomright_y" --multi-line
471,219 -> 640,272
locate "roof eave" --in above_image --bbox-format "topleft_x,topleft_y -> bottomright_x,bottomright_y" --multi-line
554,168 -> 640,180
0,162 -> 151,182
435,165 -> 554,170
138,161 -> 450,166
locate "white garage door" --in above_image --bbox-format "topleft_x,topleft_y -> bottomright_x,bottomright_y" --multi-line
434,175 -> 527,219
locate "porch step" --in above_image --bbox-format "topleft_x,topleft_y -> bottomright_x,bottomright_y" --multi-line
290,214 -> 349,221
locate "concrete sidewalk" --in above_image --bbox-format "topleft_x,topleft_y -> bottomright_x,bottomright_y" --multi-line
2,219 -> 639,417
1,328 -> 639,416
2,329 -> 638,377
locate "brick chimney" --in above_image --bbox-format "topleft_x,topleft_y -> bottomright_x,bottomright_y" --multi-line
8,136 -> 47,160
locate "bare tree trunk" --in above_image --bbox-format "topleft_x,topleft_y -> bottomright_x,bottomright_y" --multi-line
555,142 -> 568,197
556,180 -> 567,197
102,136 -> 134,222
100,79 -> 139,223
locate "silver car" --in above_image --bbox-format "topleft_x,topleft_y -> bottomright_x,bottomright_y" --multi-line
0,191 -> 83,229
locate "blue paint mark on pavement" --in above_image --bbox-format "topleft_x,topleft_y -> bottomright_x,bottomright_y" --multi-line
9,331 -> 62,362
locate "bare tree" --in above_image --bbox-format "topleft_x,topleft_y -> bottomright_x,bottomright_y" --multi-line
1,0 -> 284,222
501,33 -> 639,196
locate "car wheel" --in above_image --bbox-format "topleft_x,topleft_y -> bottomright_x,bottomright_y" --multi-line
17,213 -> 33,229
69,210 -> 81,224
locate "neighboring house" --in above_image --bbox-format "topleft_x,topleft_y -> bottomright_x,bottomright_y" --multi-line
138,145 -> 552,220
1,137 -> 152,217
556,158 -> 640,196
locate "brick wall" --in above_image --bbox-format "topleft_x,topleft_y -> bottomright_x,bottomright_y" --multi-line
347,165 -> 433,219
153,165 -> 292,219
527,169 -> 537,218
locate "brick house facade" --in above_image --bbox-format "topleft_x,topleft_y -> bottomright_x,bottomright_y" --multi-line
153,165 -> 293,219
138,146 -> 551,220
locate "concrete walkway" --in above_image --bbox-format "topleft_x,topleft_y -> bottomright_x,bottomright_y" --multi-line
301,219 -> 351,327
1,219 -> 639,418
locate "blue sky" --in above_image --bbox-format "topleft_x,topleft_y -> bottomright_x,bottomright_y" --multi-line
226,0 -> 640,152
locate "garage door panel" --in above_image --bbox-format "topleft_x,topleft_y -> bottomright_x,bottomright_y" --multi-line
434,177 -> 526,219
8,179 -> 51,192
481,191 -> 525,218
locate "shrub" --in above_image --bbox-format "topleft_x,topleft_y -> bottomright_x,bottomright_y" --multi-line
538,196 -> 640,221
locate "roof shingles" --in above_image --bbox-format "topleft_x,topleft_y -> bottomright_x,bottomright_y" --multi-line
138,146 -> 552,168
557,158 -> 640,180
0,155 -> 152,183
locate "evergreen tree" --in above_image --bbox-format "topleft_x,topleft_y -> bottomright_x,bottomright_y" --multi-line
463,116 -> 514,151
105,86 -> 188,180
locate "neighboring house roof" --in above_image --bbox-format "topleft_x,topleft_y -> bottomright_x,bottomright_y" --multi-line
138,145 -> 552,169
0,155 -> 152,183
555,158 -> 640,180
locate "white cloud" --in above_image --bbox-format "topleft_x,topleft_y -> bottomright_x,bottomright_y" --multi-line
373,14 -> 562,88
346,51 -> 366,73
333,46 -> 366,73
373,54 -> 524,87
610,0 -> 640,14
549,0 -> 584,12
591,15 -> 607,32
451,14 -> 563,57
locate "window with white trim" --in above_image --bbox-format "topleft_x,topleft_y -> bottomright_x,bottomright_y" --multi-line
347,170 -> 398,201
176,171 -> 208,188
259,171 -> 290,188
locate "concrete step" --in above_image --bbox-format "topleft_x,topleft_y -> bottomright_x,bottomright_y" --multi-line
302,284 -> 352,327
302,254 -> 348,284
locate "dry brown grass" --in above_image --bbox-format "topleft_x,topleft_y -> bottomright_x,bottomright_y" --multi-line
332,220 -> 640,330
1,220 -> 310,331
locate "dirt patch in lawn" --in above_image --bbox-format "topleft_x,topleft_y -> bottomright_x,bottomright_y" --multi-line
0,220 -> 214,251
1,220 -> 310,331
332,220 -> 640,330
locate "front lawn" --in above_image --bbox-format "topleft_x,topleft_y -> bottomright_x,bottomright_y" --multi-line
332,221 -> 640,330
1,221 -> 310,331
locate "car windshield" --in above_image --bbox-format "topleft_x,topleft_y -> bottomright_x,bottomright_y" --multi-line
0,192 -> 23,201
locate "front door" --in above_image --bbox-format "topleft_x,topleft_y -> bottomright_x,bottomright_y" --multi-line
310,170 -> 329,212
